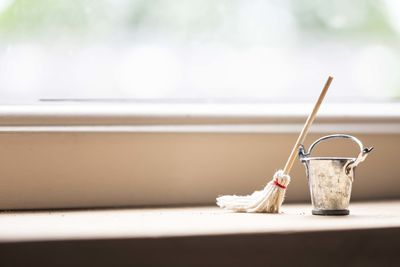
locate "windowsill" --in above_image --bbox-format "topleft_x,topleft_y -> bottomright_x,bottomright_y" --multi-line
0,201 -> 399,266
1,200 -> 400,243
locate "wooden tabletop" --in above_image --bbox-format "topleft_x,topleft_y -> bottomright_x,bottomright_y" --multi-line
1,200 -> 400,243
1,201 -> 400,267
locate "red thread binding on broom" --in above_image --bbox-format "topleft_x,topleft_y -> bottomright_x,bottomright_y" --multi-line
273,179 -> 287,189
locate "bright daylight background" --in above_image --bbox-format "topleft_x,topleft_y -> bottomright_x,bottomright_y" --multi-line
0,0 -> 399,103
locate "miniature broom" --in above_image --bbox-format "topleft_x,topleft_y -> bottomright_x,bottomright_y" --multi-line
216,76 -> 333,213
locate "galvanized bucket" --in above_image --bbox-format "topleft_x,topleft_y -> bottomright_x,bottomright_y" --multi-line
299,134 -> 373,216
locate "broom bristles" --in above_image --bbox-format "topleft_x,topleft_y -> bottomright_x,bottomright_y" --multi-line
216,170 -> 290,213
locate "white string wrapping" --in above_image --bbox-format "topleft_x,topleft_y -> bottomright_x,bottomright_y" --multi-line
216,170 -> 290,213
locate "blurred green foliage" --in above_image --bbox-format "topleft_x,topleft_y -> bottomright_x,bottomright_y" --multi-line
0,0 -> 93,38
0,0 -> 398,42
292,0 -> 396,37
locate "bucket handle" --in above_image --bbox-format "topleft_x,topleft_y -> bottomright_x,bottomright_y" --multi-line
299,134 -> 373,175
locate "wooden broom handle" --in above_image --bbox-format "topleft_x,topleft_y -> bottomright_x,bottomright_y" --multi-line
282,76 -> 333,175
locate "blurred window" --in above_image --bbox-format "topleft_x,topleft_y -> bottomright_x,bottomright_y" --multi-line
0,0 -> 399,103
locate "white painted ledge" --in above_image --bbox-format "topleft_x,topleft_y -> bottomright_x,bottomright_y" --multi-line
0,103 -> 399,133
0,102 -> 399,117
0,123 -> 398,134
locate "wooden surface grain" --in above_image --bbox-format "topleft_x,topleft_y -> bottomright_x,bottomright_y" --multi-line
1,200 -> 400,243
1,201 -> 400,267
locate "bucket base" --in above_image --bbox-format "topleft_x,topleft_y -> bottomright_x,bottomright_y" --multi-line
312,209 -> 349,216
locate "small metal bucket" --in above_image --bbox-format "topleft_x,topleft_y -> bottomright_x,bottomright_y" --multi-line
299,134 -> 373,216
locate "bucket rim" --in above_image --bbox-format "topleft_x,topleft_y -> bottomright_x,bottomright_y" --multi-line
301,156 -> 356,161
